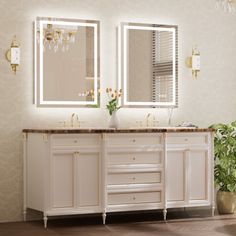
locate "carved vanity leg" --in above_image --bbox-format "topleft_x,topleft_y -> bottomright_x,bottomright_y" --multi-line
102,212 -> 106,225
163,208 -> 167,221
43,214 -> 48,228
212,202 -> 215,217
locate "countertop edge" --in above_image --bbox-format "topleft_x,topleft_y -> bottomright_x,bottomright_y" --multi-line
22,128 -> 215,134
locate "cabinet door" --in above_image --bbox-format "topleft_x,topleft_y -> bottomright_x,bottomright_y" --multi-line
166,150 -> 186,206
51,152 -> 75,208
76,152 -> 100,207
188,150 -> 209,204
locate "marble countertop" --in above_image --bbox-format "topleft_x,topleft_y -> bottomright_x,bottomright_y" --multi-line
22,127 -> 214,134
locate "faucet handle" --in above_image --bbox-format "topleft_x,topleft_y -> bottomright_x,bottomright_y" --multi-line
153,119 -> 159,127
135,120 -> 143,127
58,121 -> 66,127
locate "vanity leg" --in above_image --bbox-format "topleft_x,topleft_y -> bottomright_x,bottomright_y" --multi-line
43,214 -> 48,229
163,208 -> 167,221
212,202 -> 215,217
102,212 -> 106,225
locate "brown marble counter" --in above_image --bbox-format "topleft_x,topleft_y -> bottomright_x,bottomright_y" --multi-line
22,127 -> 214,134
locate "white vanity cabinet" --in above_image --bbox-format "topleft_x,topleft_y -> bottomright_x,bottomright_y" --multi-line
166,132 -> 213,211
23,133 -> 102,228
23,129 -> 214,227
103,133 -> 165,223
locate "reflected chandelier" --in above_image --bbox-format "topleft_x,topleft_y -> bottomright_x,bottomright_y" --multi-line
38,23 -> 77,52
216,0 -> 235,13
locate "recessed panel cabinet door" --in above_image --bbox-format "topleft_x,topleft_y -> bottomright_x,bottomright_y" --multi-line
167,150 -> 186,205
76,153 -> 100,207
188,150 -> 208,202
52,153 -> 74,208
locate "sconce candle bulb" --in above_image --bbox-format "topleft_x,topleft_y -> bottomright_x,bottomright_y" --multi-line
5,35 -> 20,74
186,45 -> 200,79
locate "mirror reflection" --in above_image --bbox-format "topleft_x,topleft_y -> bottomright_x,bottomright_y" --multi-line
35,17 -> 100,107
119,23 -> 178,107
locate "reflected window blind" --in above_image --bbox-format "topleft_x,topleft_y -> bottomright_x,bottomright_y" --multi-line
152,30 -> 174,103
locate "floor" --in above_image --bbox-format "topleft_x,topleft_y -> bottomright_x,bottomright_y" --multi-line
1,210 -> 236,236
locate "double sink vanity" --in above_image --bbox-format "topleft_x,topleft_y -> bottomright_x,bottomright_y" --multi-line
23,127 -> 214,228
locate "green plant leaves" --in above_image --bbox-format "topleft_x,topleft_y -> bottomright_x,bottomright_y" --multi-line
106,98 -> 120,116
211,120 -> 236,192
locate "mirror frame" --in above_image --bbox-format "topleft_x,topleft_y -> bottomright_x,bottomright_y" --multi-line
118,22 -> 178,108
34,17 -> 100,107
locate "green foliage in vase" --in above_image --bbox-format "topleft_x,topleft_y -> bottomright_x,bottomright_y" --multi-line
106,88 -> 122,116
210,121 -> 236,192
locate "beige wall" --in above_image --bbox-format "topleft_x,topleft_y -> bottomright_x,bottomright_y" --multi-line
0,0 -> 236,222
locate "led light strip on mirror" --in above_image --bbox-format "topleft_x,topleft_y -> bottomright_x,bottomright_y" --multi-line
34,17 -> 100,107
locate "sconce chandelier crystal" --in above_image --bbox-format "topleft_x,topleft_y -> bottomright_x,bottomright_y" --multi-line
216,0 -> 235,13
38,23 -> 77,52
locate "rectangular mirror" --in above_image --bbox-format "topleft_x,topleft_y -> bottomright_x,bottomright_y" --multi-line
119,22 -> 178,108
34,17 -> 100,107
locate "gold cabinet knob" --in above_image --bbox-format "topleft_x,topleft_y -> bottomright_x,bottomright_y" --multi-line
132,177 -> 136,180
133,157 -> 136,161
133,196 -> 136,200
132,139 -> 136,143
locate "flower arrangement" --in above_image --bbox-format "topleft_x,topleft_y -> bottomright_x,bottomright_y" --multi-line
106,88 -> 122,115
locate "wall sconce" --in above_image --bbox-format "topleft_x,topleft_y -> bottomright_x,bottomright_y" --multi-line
5,35 -> 20,74
186,46 -> 200,78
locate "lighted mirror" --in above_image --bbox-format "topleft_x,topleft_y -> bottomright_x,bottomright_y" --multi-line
34,17 -> 100,107
119,22 -> 178,107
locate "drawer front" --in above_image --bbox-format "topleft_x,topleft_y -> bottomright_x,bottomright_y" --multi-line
107,134 -> 163,147
166,133 -> 209,145
108,172 -> 162,185
108,191 -> 161,205
51,134 -> 100,147
108,152 -> 162,165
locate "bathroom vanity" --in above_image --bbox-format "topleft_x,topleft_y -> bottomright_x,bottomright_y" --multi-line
22,128 -> 214,228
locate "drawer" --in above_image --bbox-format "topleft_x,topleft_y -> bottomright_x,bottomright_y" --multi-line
166,133 -> 209,145
108,191 -> 162,205
108,152 -> 162,165
108,172 -> 162,185
51,134 -> 100,147
107,134 -> 163,147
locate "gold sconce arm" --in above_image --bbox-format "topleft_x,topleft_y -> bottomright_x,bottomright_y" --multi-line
186,45 -> 200,79
5,35 -> 20,74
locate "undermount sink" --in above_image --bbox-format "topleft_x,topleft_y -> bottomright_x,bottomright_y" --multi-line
56,127 -> 99,130
129,126 -> 197,129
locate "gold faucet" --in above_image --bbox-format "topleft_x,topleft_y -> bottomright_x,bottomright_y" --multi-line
70,113 -> 79,127
146,113 -> 151,127
145,113 -> 158,127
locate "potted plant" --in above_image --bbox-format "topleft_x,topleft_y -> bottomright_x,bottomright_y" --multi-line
106,88 -> 122,128
210,121 -> 236,214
